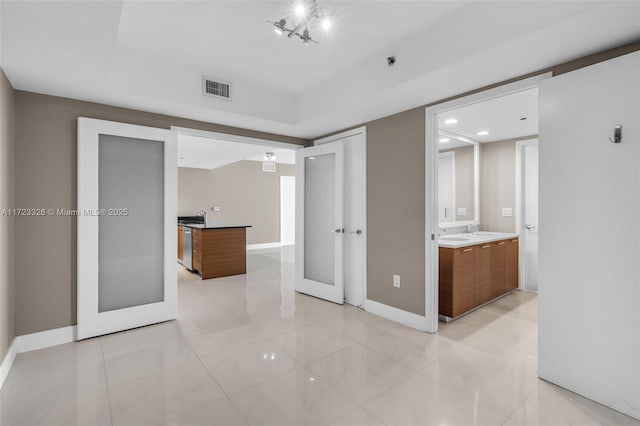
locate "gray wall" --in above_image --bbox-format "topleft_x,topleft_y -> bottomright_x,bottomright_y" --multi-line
441,145 -> 475,221
480,140 -> 516,233
178,161 -> 295,245
366,108 -> 426,316
11,42 -> 639,336
13,91 -> 307,336
0,69 -> 15,361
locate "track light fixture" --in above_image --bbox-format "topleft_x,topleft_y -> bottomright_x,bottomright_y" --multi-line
267,0 -> 333,45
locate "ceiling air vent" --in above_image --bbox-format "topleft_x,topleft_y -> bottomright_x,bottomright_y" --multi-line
203,76 -> 231,100
263,162 -> 276,173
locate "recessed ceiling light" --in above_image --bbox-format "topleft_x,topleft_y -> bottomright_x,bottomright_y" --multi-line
321,17 -> 333,31
444,118 -> 458,125
477,130 -> 490,136
439,138 -> 450,143
294,3 -> 306,18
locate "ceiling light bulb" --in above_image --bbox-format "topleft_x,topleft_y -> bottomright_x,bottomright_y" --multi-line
295,3 -> 306,18
477,130 -> 490,136
439,138 -> 450,143
321,17 -> 333,31
444,118 -> 458,125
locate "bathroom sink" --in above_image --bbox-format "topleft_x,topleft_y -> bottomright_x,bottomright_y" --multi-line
440,236 -> 472,241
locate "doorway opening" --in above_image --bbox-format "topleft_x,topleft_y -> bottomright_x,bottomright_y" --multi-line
516,139 -> 539,293
425,74 -> 548,334
172,126 -> 299,279
173,125 -> 367,326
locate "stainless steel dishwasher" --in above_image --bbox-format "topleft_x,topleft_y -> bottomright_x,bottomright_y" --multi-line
182,227 -> 193,271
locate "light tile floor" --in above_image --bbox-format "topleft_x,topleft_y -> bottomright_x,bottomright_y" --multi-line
1,247 -> 639,425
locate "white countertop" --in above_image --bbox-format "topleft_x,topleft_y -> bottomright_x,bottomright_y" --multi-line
438,232 -> 519,249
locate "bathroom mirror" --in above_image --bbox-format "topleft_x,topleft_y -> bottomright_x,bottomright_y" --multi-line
437,134 -> 479,225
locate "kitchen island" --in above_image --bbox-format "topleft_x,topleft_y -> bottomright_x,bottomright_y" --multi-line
180,224 -> 252,280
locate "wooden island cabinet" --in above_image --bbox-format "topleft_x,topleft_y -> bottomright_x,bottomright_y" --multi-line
178,223 -> 252,280
439,237 -> 519,319
189,226 -> 250,280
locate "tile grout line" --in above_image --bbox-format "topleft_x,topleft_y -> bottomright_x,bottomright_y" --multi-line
501,379 -> 539,425
100,340 -> 115,426
180,328 -> 253,426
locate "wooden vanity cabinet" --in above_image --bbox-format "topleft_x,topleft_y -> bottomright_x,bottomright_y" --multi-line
490,241 -> 506,300
505,238 -> 519,291
473,244 -> 492,306
440,237 -> 519,319
439,246 -> 475,318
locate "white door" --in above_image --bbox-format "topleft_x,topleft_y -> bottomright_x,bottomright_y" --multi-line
438,152 -> 455,222
523,144 -> 539,292
343,135 -> 366,307
295,142 -> 344,304
280,176 -> 295,246
77,118 -> 177,340
538,51 -> 640,420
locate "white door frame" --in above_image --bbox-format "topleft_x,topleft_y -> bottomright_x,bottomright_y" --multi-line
170,126 -> 303,152
425,73 -> 551,333
77,118 -> 177,340
314,127 -> 367,309
515,138 -> 539,291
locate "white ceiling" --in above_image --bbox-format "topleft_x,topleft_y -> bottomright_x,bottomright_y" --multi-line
178,134 -> 296,169
2,1 -> 639,139
438,88 -> 538,151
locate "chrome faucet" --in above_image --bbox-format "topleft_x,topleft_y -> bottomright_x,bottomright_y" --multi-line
198,210 -> 209,226
465,223 -> 475,233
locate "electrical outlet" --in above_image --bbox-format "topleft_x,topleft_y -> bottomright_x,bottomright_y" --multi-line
393,274 -> 401,288
502,207 -> 512,217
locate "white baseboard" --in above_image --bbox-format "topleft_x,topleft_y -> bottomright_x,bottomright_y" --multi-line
15,326 -> 77,354
365,299 -> 429,332
0,339 -> 16,390
247,242 -> 282,250
0,326 -> 77,389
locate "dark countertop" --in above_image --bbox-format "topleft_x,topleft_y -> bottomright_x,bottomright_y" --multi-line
180,224 -> 252,230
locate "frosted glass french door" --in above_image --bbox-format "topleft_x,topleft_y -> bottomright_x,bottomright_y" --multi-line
295,142 -> 344,304
77,118 -> 177,340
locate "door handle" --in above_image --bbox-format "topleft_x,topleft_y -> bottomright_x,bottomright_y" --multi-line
525,224 -> 536,230
350,229 -> 362,235
332,228 -> 344,234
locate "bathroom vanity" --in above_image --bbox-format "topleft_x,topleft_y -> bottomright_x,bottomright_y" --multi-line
439,232 -> 519,320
